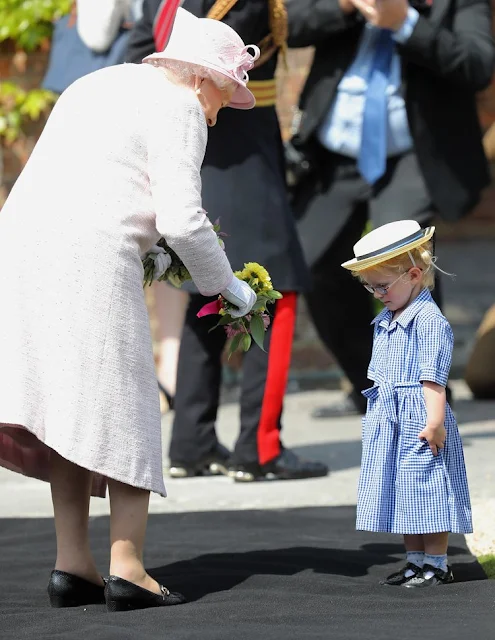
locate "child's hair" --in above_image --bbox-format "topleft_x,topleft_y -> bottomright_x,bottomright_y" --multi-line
359,241 -> 437,290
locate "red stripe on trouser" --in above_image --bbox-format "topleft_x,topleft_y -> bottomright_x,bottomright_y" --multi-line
257,291 -> 297,465
154,0 -> 182,51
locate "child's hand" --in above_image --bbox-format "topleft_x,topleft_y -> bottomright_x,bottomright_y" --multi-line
418,424 -> 446,456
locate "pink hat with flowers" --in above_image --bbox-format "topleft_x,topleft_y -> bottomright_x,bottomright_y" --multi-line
143,7 -> 260,110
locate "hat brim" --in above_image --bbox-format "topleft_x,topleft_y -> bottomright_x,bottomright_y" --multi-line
341,226 -> 436,272
142,52 -> 256,110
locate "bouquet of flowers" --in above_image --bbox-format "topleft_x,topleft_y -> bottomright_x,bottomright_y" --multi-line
197,262 -> 282,358
142,220 -> 226,288
142,223 -> 281,356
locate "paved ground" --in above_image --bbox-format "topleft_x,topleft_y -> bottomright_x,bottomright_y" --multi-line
1,238 -> 494,560
1,381 -> 494,558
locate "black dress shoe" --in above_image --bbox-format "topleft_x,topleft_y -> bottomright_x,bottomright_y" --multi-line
169,443 -> 232,478
47,570 -> 106,608
402,564 -> 454,588
105,576 -> 186,612
231,448 -> 329,482
311,393 -> 367,419
379,563 -> 422,586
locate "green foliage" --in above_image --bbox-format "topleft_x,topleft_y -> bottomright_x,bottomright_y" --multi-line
0,0 -> 71,51
478,554 -> 495,579
0,81 -> 56,142
0,2 -> 71,142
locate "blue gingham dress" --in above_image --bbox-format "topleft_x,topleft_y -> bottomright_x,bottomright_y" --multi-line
357,288 -> 472,534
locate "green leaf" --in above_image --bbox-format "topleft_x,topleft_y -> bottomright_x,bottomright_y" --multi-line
252,299 -> 268,312
227,333 -> 244,359
249,314 -> 266,351
217,314 -> 235,326
208,314 -> 235,333
242,333 -> 252,352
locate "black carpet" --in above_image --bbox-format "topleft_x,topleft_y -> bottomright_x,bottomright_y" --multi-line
0,506 -> 493,640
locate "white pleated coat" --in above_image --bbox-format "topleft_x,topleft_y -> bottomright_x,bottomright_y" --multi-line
0,63 -> 233,497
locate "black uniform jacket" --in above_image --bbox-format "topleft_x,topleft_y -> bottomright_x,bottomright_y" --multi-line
127,0 -> 309,291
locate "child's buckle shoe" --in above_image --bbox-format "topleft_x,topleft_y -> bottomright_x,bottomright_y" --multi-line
380,562 -> 422,586
402,564 -> 454,588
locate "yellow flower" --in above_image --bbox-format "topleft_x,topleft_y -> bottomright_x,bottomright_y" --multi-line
240,262 -> 273,290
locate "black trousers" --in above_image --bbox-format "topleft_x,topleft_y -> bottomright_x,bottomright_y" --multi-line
169,293 -> 297,466
293,148 -> 442,407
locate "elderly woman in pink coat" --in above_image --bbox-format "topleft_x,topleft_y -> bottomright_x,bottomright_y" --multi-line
0,8 -> 258,612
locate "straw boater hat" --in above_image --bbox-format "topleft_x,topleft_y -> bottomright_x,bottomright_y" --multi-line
341,220 -> 435,272
143,7 -> 260,110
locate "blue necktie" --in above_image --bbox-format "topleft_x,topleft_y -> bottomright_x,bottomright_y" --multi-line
358,29 -> 395,185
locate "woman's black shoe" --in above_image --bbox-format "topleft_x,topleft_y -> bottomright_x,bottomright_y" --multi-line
47,570 -> 106,607
158,381 -> 174,410
380,563 -> 422,586
105,576 -> 186,612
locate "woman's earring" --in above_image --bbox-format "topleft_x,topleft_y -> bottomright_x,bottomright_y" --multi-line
195,88 -> 201,96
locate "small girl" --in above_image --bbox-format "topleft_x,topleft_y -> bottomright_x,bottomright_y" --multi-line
342,220 -> 472,588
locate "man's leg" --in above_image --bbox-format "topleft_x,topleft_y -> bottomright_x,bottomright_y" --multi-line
231,293 -> 328,481
168,293 -> 229,476
306,206 -> 373,417
371,153 -> 444,306
370,151 -> 453,400
292,149 -> 375,417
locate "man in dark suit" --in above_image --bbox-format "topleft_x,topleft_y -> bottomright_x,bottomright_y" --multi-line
286,0 -> 494,417
127,0 -> 329,481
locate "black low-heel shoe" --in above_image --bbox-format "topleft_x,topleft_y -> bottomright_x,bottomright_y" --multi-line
47,570 -> 106,608
105,576 -> 186,612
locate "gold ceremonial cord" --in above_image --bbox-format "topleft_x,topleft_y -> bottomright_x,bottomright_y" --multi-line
206,0 -> 239,21
207,0 -> 288,68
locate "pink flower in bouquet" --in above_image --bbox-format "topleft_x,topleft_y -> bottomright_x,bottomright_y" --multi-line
262,313 -> 271,330
225,324 -> 246,339
197,298 -> 223,318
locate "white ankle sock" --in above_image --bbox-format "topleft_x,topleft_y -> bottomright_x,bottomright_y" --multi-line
423,553 -> 448,578
405,551 -> 424,577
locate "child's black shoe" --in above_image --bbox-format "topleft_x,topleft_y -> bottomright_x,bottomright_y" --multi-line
380,562 -> 422,586
402,564 -> 454,588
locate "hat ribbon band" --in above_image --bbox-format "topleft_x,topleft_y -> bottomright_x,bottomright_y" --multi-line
356,229 -> 427,261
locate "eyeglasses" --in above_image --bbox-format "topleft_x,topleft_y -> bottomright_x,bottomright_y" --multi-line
362,272 -> 407,296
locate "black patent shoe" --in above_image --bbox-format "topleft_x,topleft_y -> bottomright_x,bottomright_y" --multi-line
47,570 -> 106,608
169,443 -> 232,478
403,564 -> 454,588
105,576 -> 186,612
380,563 -> 422,586
231,449 -> 329,482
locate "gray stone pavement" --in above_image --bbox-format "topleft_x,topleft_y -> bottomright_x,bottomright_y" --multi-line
1,381 -> 494,557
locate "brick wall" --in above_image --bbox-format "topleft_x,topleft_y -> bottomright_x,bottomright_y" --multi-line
0,41 -> 51,205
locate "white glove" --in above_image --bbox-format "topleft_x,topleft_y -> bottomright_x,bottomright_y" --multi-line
221,275 -> 257,318
148,245 -> 172,280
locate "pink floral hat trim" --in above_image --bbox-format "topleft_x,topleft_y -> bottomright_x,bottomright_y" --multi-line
143,7 -> 260,110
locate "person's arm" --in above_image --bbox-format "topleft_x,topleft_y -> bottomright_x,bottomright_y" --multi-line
420,382 -> 447,456
145,84 -> 233,297
401,0 -> 494,90
76,0 -> 130,52
417,314 -> 453,456
286,0 -> 361,48
352,0 -> 495,91
125,0 -> 157,62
